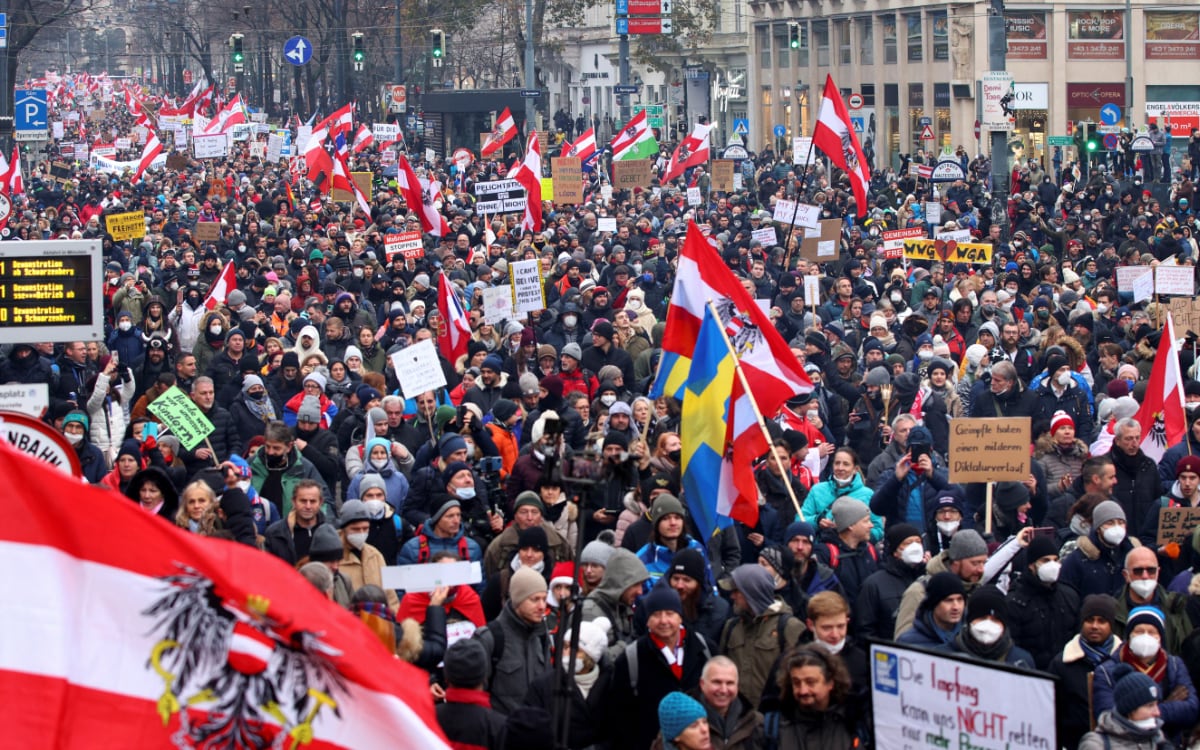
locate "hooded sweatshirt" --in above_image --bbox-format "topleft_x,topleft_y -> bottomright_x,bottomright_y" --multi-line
580,548 -> 650,662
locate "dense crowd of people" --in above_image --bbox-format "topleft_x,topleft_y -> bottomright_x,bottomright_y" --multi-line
11,99 -> 1200,749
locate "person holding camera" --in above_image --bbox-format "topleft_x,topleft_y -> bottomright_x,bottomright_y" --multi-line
586,431 -> 644,542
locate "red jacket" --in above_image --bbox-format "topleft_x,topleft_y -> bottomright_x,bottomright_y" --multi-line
559,367 -> 597,400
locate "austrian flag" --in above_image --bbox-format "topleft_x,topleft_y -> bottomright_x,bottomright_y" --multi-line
812,74 -> 871,217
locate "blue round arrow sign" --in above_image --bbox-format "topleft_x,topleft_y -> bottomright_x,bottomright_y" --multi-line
284,36 -> 313,66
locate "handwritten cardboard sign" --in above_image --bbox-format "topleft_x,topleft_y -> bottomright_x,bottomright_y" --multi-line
550,157 -> 583,204
148,385 -> 215,451
799,219 -> 842,262
510,259 -> 545,314
1156,506 -> 1200,545
711,160 -> 735,192
613,159 -> 654,189
193,221 -> 221,242
1155,265 -> 1195,296
948,417 -> 1031,483
105,211 -> 147,241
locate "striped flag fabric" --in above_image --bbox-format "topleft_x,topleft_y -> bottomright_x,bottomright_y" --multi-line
1134,313 -> 1186,462
562,127 -> 596,166
202,261 -> 237,310
437,272 -> 472,365
396,155 -> 450,237
811,73 -> 871,217
609,109 -> 658,161
509,131 -> 543,234
0,441 -> 450,749
480,107 -> 517,157
352,124 -> 374,153
662,123 -> 712,183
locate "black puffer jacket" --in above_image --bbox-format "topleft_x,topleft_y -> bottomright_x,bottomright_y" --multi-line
855,556 -> 924,641
1110,447 -> 1162,539
1006,571 -> 1082,670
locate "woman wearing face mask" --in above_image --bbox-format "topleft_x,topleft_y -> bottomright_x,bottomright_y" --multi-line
1005,535 -> 1082,670
168,284 -> 208,355
524,617 -> 616,750
800,448 -> 882,543
190,310 -> 230,377
1080,668 -> 1169,750
335,499 -> 400,612
950,586 -> 1035,668
347,438 -> 411,512
1092,607 -> 1198,744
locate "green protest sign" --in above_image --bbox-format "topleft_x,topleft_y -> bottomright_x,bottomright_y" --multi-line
148,385 -> 214,451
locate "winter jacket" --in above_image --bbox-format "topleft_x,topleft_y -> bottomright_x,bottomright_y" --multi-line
86,371 -> 134,463
855,556 -> 924,641
208,350 -> 260,404
1112,584 -> 1192,656
1048,634 -> 1123,750
769,701 -> 859,750
1005,572 -> 1082,669
262,510 -> 329,567
248,445 -> 331,518
869,461 -> 952,533
968,380 -> 1041,420
1034,379 -> 1095,442
1060,531 -> 1142,599
581,548 -> 651,662
896,606 -> 960,649
813,531 -> 878,606
347,466 -> 411,512
1078,711 -> 1171,750
228,392 -> 284,446
718,601 -> 806,708
181,403 -> 242,476
435,687 -> 507,750
473,602 -> 552,715
482,522 -> 572,580
397,518 -> 484,567
802,475 -> 883,542
1111,448 -> 1163,539
610,630 -> 710,750
636,535 -> 709,592
894,552 -> 982,639
1094,652 -> 1198,737
524,665 -> 615,749
1034,435 -> 1089,500
295,427 -> 343,497
339,540 -> 399,610
1158,433 -> 1200,495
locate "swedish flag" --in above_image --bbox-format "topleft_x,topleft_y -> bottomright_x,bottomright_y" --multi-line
680,305 -> 737,541
649,350 -> 691,401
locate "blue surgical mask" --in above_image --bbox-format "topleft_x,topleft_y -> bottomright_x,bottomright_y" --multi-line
455,486 -> 476,500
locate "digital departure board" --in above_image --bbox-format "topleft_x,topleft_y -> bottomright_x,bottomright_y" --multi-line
0,240 -> 103,343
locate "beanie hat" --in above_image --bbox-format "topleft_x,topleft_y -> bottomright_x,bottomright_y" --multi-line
307,524 -> 344,562
481,353 -> 504,372
338,499 -> 370,528
603,431 -> 630,450
356,385 -> 382,405
241,374 -> 265,394
567,616 -> 611,664
540,374 -> 564,399
1080,594 -> 1119,626
669,548 -> 708,584
519,372 -> 541,396
758,546 -> 793,580
1127,606 -> 1166,640
549,561 -> 575,589
641,585 -> 684,618
358,473 -> 388,497
297,395 -> 323,423
580,540 -> 615,567
907,425 -> 933,447
922,571 -> 966,610
513,491 -> 545,515
1177,455 -> 1200,478
509,566 -> 548,606
786,521 -> 815,542
885,523 -> 921,556
227,289 -> 247,306
592,321 -> 615,340
1050,411 -> 1075,435
1113,669 -> 1160,718
650,494 -> 686,525
1044,354 -> 1069,378
831,497 -> 870,532
443,639 -> 489,688
721,563 -> 778,616
865,366 -> 891,387
948,529 -> 988,561
657,692 -> 707,743
561,342 -> 583,361
117,438 -> 143,465
63,410 -> 90,431
367,406 -> 387,425
516,525 -> 550,556
492,398 -> 519,423
966,586 -> 1008,625
1025,534 -> 1059,563
1092,500 -> 1126,529
439,434 -> 468,460
993,481 -> 1030,513
281,351 -> 300,369
435,405 -> 459,429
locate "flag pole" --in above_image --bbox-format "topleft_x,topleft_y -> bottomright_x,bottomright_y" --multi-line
783,136 -> 818,270
704,299 -> 805,523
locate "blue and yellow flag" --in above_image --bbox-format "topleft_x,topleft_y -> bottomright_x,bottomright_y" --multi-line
680,306 -> 738,541
649,350 -> 690,401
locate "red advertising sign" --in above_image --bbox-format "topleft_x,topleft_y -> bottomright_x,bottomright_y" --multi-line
1066,83 -> 1127,108
385,231 -> 425,261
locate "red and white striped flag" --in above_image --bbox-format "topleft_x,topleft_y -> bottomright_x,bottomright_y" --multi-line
437,271 -> 472,364
203,261 -> 237,310
8,145 -> 25,197
316,102 -> 355,139
351,124 -> 374,153
1134,313 -> 1187,462
396,154 -> 450,237
662,123 -> 712,183
0,442 -> 450,749
812,73 -> 871,217
480,107 -> 516,157
131,117 -> 163,184
509,131 -> 543,234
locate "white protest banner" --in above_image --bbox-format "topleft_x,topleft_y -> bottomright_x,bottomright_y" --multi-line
383,231 -> 425,261
733,173 -> 744,190
871,642 -> 1055,750
935,229 -> 972,244
89,151 -> 167,175
389,339 -> 448,399
192,134 -> 228,159
686,186 -> 702,206
601,185 -> 613,202
249,141 -> 266,158
373,122 -> 400,143
880,227 -> 927,260
91,144 -> 116,159
297,125 -> 313,151
803,275 -> 821,307
425,148 -> 436,163
752,228 -> 778,247
1134,270 -> 1154,303
792,136 -> 814,164
597,217 -> 617,233
510,259 -> 546,314
925,202 -> 943,225
172,127 -> 188,149
266,132 -> 284,163
481,285 -> 515,325
52,122 -> 64,140
772,199 -> 820,229
1116,265 -> 1152,290
380,561 -> 482,592
1155,265 -> 1195,296
115,137 -> 132,151
473,179 -> 527,214
0,384 -> 49,417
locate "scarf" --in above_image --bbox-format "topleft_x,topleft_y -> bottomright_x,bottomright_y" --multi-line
1121,643 -> 1169,683
650,626 -> 687,680
574,663 -> 600,698
244,392 -> 277,423
1080,636 -> 1116,667
955,626 -> 1013,662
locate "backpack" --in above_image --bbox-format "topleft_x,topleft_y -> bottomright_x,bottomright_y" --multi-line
416,532 -> 470,563
824,541 -> 878,569
718,611 -> 792,658
623,632 -> 711,697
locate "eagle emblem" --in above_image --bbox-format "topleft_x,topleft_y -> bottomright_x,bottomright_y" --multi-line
143,566 -> 347,749
712,298 -> 760,357
1147,412 -> 1167,451
840,131 -> 859,174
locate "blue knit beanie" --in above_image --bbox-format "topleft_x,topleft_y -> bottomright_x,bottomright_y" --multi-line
1112,668 -> 1159,717
658,692 -> 706,743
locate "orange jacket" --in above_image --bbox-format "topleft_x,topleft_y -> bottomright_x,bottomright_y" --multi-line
486,421 -> 519,479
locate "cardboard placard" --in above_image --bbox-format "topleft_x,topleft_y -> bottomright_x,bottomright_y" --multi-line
510,258 -> 545,314
481,285 -> 515,324
613,159 -> 654,189
550,157 -> 583,204
105,211 -> 147,241
331,171 -> 374,203
799,219 -> 842,262
711,160 -> 735,192
49,161 -> 73,183
165,153 -> 189,170
389,339 -> 448,399
384,231 -> 425,261
902,239 -> 993,265
1116,265 -> 1152,291
1156,506 -> 1200,545
147,385 -> 215,451
1155,265 -> 1195,296
948,417 -> 1031,483
193,221 -> 221,242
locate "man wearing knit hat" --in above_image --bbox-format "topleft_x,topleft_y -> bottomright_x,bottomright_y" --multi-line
522,615 -> 614,749
655,692 -> 711,750
581,317 -> 635,388
397,470 -> 485,566
951,586 -> 1034,668
635,493 -> 708,593
482,490 -> 573,579
1140,456 -> 1200,580
612,585 -> 711,750
1080,667 -> 1166,749
436,640 -> 507,749
1061,499 -> 1138,599
856,522 -> 927,641
1033,352 -> 1094,444
897,571 -> 967,648
473,565 -> 552,714
894,528 -> 990,638
782,521 -> 846,605
464,353 -> 506,416
1006,534 -> 1081,669
813,497 -> 878,604
1048,594 -> 1123,748
718,564 -> 805,707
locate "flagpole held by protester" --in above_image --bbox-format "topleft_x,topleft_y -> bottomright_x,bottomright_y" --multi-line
783,136 -> 818,269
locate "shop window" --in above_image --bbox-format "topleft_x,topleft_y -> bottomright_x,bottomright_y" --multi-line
906,13 -> 923,62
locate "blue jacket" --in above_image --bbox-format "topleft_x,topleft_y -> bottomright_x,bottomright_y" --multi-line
897,608 -> 960,649
635,535 -> 708,593
1094,654 -> 1198,734
397,518 -> 483,566
1060,531 -> 1139,599
870,462 -> 952,532
802,474 -> 883,542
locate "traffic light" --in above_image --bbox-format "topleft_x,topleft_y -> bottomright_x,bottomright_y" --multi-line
1086,126 -> 1102,153
352,32 -> 365,72
789,23 -> 800,49
230,34 -> 244,73
430,29 -> 445,66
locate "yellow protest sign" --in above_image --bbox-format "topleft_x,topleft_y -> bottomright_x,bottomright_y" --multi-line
148,385 -> 215,451
540,178 -> 554,202
105,211 -> 147,241
902,238 -> 993,265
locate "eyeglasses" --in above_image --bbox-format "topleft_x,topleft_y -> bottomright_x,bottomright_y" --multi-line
1129,566 -> 1158,577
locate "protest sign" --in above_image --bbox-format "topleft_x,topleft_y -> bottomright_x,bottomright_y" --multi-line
1116,265 -> 1152,291
871,642 -> 1056,750
115,137 -> 132,151
903,239 -> 993,265
384,231 -> 425,261
1134,270 -> 1155,304
193,221 -> 221,242
551,157 -> 583,204
192,134 -> 228,159
799,219 -> 842,262
373,122 -> 400,143
925,202 -> 943,226
147,386 -> 215,451
331,172 -> 373,203
881,228 -> 926,259
803,275 -> 821,307
105,211 -> 147,241
772,199 -> 820,230
751,228 -> 778,247
733,173 -> 743,190
791,137 -> 814,164
597,217 -> 617,233
389,339 -> 448,400
948,417 -> 1030,483
473,179 -> 527,214
510,259 -> 545,314
266,132 -> 285,163
613,159 -> 654,189
481,285 -> 515,325
686,187 -> 702,206
540,177 -> 554,202
248,141 -> 266,159
165,153 -> 189,171
1155,265 -> 1194,296
711,160 -> 735,192
934,229 -> 972,244
1157,506 -> 1200,545
380,561 -> 482,592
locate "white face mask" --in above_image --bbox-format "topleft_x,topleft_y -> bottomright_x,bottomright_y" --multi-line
1102,524 -> 1127,546
1036,560 -> 1061,583
1096,304 -> 1109,314
1056,371 -> 1072,387
817,637 -> 846,655
371,458 -> 389,471
1129,633 -> 1161,660
1129,717 -> 1159,731
455,486 -> 476,500
346,531 -> 369,550
118,321 -> 132,331
563,315 -> 578,328
1130,579 -> 1157,599
364,499 -> 387,518
237,479 -> 251,493
918,349 -> 933,361
900,543 -> 925,565
561,657 -> 587,674
600,394 -> 616,407
64,432 -> 83,445
210,324 -> 223,335
937,520 -> 960,537
970,619 -> 1004,646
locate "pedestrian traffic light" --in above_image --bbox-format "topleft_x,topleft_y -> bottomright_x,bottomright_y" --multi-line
230,34 -> 244,72
352,32 -> 365,72
789,23 -> 800,49
430,29 -> 445,66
